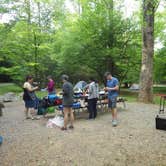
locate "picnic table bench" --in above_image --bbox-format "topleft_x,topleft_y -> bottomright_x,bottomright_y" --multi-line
73,93 -> 127,114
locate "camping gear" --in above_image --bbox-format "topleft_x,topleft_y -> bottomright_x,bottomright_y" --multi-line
73,102 -> 81,109
46,106 -> 55,113
0,102 -> 4,116
37,107 -> 47,115
58,102 -> 81,111
54,98 -> 62,105
74,81 -> 87,92
46,116 -> 64,128
156,115 -> 166,130
155,94 -> 166,131
48,94 -> 59,103
0,136 -> 3,145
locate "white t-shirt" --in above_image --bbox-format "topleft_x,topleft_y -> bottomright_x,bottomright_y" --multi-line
23,82 -> 32,91
88,82 -> 99,99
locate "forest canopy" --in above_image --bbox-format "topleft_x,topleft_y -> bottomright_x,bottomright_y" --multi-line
0,0 -> 165,86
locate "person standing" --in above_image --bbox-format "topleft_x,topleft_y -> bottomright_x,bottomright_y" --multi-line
87,78 -> 99,119
23,75 -> 39,120
61,75 -> 74,130
47,76 -> 55,95
104,72 -> 119,127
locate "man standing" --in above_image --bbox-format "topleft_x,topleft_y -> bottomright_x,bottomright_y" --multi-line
87,78 -> 99,119
104,72 -> 119,127
61,75 -> 74,130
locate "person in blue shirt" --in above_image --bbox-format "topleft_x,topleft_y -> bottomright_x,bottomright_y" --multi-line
104,72 -> 119,127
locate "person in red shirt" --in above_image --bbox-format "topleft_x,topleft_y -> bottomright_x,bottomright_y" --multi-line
47,76 -> 55,95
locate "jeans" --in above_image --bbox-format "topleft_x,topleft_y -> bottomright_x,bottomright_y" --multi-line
88,98 -> 97,119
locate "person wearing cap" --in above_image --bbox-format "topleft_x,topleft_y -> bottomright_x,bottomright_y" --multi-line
61,74 -> 74,130
47,75 -> 55,95
104,72 -> 119,127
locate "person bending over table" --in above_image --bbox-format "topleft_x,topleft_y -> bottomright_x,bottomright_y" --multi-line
61,74 -> 74,130
87,78 -> 99,120
104,72 -> 119,127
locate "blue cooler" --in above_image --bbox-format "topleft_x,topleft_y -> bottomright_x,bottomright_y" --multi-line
48,94 -> 59,103
72,102 -> 81,109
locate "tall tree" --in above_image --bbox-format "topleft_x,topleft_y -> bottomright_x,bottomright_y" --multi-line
138,0 -> 159,103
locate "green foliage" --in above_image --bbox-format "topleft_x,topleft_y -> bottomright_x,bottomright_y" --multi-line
0,83 -> 22,95
0,0 -> 165,87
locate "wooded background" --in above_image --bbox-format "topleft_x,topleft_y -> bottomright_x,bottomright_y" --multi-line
0,0 -> 165,102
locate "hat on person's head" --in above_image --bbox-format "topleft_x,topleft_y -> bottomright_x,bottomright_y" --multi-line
61,74 -> 69,81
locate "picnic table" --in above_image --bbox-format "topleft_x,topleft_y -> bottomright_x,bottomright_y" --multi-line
73,92 -> 127,113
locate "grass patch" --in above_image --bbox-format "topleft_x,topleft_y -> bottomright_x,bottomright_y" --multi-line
0,83 -> 165,105
0,83 -> 22,95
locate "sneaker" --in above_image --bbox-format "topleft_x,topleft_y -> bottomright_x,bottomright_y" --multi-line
69,125 -> 74,129
112,119 -> 118,127
31,116 -> 40,120
61,127 -> 67,131
25,117 -> 31,120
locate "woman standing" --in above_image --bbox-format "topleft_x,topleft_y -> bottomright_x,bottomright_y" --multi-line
61,75 -> 74,130
23,75 -> 38,120
47,76 -> 55,95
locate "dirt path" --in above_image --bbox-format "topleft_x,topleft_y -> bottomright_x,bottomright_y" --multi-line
0,101 -> 166,166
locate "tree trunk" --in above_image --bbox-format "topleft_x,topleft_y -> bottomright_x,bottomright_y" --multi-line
138,0 -> 155,103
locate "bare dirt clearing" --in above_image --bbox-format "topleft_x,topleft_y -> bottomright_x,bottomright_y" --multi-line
0,101 -> 166,166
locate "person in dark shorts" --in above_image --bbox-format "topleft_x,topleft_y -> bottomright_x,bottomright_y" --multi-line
104,72 -> 119,127
61,75 -> 74,130
23,75 -> 39,120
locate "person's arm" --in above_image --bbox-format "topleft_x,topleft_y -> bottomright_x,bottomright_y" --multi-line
104,79 -> 119,91
24,83 -> 38,92
105,85 -> 119,91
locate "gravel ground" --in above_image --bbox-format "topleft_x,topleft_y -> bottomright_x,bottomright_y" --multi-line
0,101 -> 166,166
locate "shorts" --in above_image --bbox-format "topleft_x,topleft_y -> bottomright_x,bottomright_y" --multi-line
24,100 -> 35,108
108,97 -> 117,109
63,104 -> 73,108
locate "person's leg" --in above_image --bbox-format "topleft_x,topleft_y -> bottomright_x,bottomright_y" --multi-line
88,99 -> 93,119
63,107 -> 69,129
93,98 -> 97,119
111,97 -> 118,126
29,108 -> 35,119
25,107 -> 29,119
111,97 -> 117,120
69,107 -> 74,128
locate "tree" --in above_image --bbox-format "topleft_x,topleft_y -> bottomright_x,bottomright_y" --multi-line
138,0 -> 159,103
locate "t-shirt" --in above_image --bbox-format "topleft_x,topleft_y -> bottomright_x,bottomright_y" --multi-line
23,82 -> 34,101
88,82 -> 99,99
62,81 -> 74,106
107,77 -> 119,99
23,82 -> 32,91
47,80 -> 55,93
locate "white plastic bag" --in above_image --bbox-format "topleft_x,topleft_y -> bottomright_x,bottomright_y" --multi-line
46,116 -> 64,128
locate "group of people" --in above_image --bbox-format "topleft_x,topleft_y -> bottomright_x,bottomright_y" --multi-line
23,72 -> 119,130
